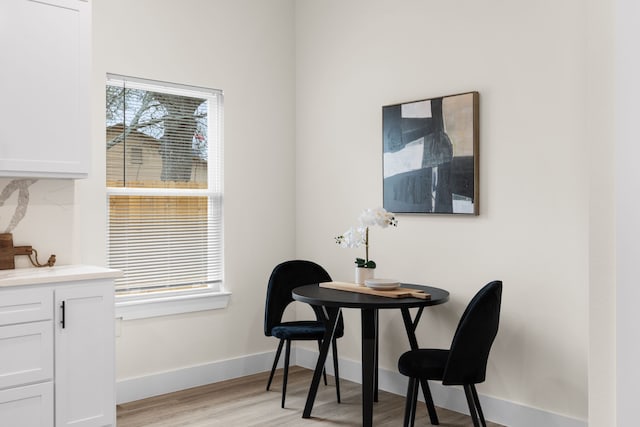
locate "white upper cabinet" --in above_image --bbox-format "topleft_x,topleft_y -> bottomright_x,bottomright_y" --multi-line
0,0 -> 90,179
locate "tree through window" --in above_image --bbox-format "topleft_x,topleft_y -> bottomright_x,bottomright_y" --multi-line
106,75 -> 223,297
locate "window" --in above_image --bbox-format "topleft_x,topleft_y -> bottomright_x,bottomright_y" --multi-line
106,74 -> 228,319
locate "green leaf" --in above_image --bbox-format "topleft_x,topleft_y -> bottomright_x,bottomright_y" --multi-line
354,258 -> 376,268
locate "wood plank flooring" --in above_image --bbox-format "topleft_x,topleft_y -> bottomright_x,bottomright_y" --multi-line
117,366 -> 505,427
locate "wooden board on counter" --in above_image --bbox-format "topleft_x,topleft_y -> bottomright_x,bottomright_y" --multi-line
319,281 -> 430,299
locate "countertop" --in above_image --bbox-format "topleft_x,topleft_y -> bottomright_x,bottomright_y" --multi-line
0,264 -> 122,287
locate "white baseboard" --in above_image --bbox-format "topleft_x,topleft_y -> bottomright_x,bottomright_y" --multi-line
116,351 -> 279,404
117,347 -> 587,427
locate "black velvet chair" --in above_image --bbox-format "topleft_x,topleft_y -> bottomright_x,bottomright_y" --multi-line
398,280 -> 502,427
264,260 -> 343,408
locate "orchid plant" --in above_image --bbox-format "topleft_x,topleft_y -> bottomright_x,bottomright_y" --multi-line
335,207 -> 398,269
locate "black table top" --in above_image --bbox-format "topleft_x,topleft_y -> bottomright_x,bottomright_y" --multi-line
292,283 -> 449,309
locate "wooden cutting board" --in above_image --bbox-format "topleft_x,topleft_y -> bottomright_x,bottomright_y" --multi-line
320,281 -> 431,300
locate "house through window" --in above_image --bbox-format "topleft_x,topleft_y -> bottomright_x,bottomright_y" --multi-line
106,74 -> 224,314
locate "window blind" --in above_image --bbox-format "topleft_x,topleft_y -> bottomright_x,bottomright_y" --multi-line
106,74 -> 223,295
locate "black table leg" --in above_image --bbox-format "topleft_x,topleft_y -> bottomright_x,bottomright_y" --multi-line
374,308 -> 379,403
361,308 -> 376,427
302,307 -> 341,419
401,307 -> 440,425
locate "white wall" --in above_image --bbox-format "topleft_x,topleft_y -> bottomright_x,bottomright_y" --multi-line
588,0 -> 616,425
615,0 -> 640,425
87,0 -> 297,380
294,0 -> 613,423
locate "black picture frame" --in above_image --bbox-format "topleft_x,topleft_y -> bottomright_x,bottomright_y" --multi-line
382,91 -> 479,215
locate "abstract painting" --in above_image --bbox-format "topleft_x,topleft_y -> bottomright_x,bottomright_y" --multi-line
383,92 -> 479,215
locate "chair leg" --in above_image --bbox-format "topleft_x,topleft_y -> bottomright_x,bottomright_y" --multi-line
403,377 -> 419,427
332,337 -> 341,403
281,340 -> 291,408
463,384 -> 481,427
419,378 -> 440,425
470,384 -> 487,427
267,339 -> 284,391
317,340 -> 328,386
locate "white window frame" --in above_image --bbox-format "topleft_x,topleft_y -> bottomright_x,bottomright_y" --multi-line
106,74 -> 230,320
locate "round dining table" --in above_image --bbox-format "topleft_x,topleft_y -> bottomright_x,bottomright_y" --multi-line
292,282 -> 450,427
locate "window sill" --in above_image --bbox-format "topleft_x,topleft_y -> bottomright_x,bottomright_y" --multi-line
115,289 -> 231,320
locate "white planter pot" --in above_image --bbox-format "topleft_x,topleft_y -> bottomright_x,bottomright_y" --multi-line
355,267 -> 375,285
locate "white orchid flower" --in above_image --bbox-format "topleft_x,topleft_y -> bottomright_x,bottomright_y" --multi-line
335,226 -> 366,248
335,208 -> 398,269
358,207 -> 397,228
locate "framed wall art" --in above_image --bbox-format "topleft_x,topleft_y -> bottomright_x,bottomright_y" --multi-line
382,91 -> 479,215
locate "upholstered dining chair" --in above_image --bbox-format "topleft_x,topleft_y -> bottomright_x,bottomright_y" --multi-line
264,260 -> 343,408
397,280 -> 502,427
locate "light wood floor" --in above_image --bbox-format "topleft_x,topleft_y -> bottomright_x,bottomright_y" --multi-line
117,366 -> 505,427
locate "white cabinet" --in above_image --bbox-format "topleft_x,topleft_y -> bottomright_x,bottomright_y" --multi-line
0,383 -> 54,427
55,283 -> 114,427
0,321 -> 54,390
0,266 -> 118,427
0,0 -> 90,178
0,287 -> 54,426
0,287 -> 53,326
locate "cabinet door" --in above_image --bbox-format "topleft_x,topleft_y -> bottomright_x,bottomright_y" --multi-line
0,0 -> 89,178
0,382 -> 54,427
0,287 -> 53,326
0,321 -> 53,389
54,282 -> 114,427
